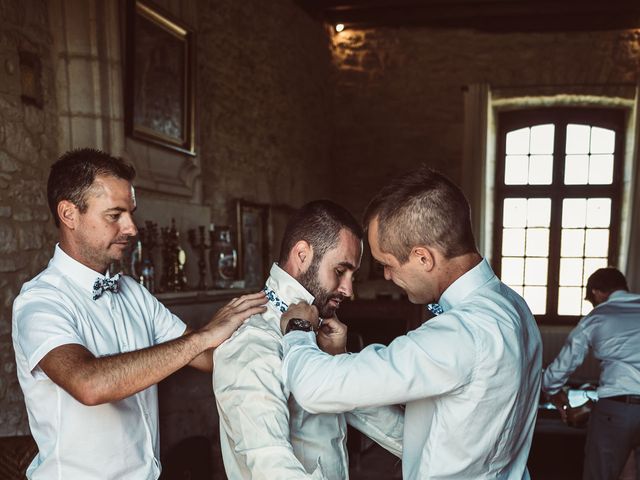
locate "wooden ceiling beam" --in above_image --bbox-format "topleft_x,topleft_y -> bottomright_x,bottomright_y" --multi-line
296,1 -> 640,32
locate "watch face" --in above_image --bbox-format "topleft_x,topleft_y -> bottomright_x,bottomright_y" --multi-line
287,318 -> 313,333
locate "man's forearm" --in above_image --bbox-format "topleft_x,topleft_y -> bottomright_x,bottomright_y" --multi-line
40,291 -> 267,405
42,332 -> 207,405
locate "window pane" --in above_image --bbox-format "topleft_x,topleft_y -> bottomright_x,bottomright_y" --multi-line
558,287 -> 583,315
581,291 -> 594,316
527,198 -> 551,227
524,257 -> 548,285
526,228 -> 549,256
562,198 -> 587,228
530,124 -> 554,154
502,229 -> 526,256
566,124 -> 590,154
590,127 -> 615,154
560,258 -> 583,286
503,198 -> 527,228
583,258 -> 608,283
561,229 -> 585,257
564,155 -> 589,184
506,127 -> 530,155
586,198 -> 611,228
524,286 -> 546,315
528,155 -> 553,184
501,257 -> 524,285
588,154 -> 614,185
505,155 -> 528,184
584,229 -> 609,257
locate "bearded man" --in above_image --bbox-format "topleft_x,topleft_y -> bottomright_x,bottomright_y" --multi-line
213,200 -> 404,479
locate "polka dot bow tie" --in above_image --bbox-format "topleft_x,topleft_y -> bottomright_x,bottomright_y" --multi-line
92,274 -> 121,300
426,303 -> 444,316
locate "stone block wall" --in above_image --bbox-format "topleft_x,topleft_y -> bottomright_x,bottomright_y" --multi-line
0,0 -> 59,436
0,0 -> 333,439
329,27 -> 640,218
196,0 -> 333,221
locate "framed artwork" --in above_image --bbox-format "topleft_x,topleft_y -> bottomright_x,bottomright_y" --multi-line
125,0 -> 195,155
236,200 -> 270,289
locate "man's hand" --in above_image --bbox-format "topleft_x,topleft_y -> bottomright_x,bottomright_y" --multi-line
280,302 -> 320,334
198,292 -> 267,349
547,390 -> 570,423
317,316 -> 348,355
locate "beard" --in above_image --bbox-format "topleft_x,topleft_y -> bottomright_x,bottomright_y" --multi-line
297,258 -> 346,318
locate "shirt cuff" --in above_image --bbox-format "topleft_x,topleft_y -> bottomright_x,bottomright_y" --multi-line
28,336 -> 84,374
282,330 -> 316,355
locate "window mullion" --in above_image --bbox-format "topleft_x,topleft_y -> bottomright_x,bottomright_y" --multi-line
545,118 -> 567,323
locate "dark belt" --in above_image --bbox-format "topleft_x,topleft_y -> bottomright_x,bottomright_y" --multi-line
605,395 -> 640,405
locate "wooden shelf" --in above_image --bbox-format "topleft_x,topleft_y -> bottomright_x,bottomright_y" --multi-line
155,288 -> 255,306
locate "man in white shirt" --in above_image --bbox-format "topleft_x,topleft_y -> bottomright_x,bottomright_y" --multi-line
280,167 -> 542,479
543,267 -> 640,480
12,148 -> 266,480
213,200 -> 404,479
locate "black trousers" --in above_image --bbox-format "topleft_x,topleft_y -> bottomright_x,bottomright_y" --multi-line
583,398 -> 640,480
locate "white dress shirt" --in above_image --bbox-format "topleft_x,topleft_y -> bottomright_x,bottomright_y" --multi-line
12,245 -> 186,480
283,259 -> 542,480
213,264 -> 404,480
543,290 -> 640,399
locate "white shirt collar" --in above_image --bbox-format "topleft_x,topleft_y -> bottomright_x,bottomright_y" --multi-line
439,258 -> 494,311
264,263 -> 315,314
606,289 -> 631,303
49,244 -> 111,297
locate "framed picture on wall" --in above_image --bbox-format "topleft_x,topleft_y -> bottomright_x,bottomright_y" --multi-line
125,0 -> 195,155
236,200 -> 270,289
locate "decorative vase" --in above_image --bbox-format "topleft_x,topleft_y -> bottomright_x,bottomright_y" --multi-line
209,226 -> 237,289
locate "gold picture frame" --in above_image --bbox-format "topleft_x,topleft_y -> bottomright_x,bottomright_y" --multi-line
126,0 -> 195,155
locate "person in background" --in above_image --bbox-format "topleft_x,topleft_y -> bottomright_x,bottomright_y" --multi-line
213,200 -> 403,479
543,267 -> 640,480
280,166 -> 542,480
12,148 -> 266,480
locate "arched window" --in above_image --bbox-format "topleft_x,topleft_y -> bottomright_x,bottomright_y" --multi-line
493,108 -> 625,324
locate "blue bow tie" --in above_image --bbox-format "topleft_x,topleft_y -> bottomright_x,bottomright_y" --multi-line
426,303 -> 444,316
92,274 -> 121,300
263,285 -> 289,313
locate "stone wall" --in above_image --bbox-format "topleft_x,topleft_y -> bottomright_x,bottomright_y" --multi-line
0,0 -> 59,436
197,0 -> 332,221
330,27 -> 640,218
0,0 -> 332,439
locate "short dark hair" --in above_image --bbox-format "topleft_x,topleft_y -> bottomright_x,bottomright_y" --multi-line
47,148 -> 136,227
586,267 -> 628,301
278,200 -> 363,264
363,165 -> 477,263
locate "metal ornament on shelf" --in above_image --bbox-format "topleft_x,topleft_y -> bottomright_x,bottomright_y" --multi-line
209,225 -> 238,289
188,225 -> 210,291
160,219 -> 188,292
136,221 -> 158,293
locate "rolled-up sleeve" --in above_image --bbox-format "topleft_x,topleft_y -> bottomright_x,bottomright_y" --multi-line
282,315 -> 476,414
542,320 -> 592,394
214,327 -> 325,479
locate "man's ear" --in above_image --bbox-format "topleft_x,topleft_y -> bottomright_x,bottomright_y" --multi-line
411,246 -> 436,271
57,200 -> 79,229
291,240 -> 313,275
592,289 -> 610,305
